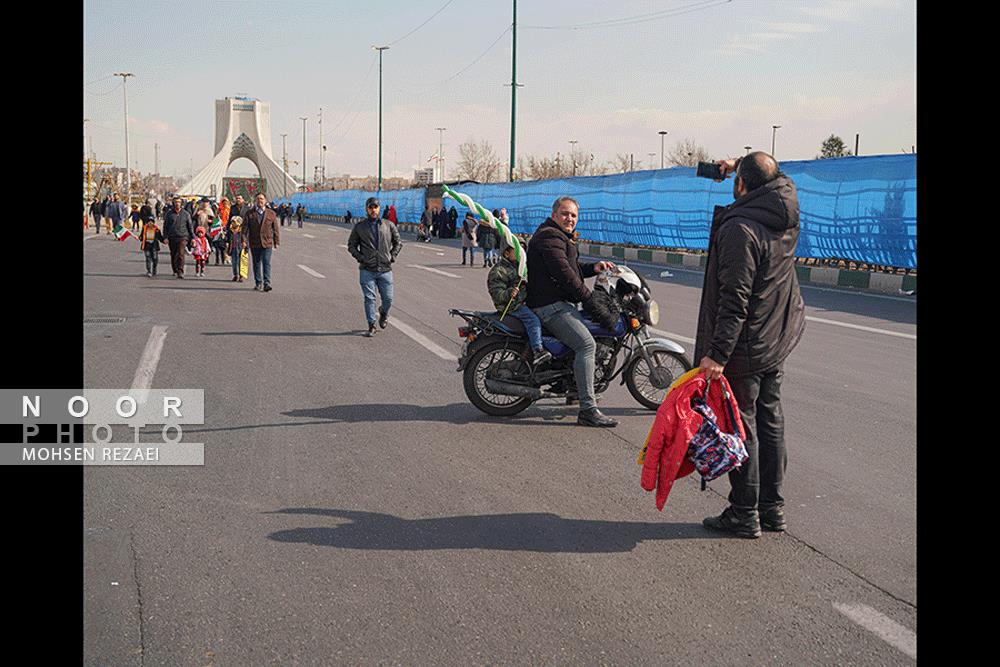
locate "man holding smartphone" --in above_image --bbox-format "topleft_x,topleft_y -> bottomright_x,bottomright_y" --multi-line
695,151 -> 806,539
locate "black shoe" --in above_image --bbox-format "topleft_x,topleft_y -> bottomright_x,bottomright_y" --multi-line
577,407 -> 618,428
378,311 -> 389,329
254,284 -> 263,291
232,276 -> 239,282
702,507 -> 762,539
531,349 -> 552,366
759,506 -> 787,532
263,284 -> 272,292
365,324 -> 377,337
176,273 -> 184,279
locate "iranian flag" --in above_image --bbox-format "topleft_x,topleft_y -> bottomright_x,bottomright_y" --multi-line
113,223 -> 135,241
208,217 -> 224,239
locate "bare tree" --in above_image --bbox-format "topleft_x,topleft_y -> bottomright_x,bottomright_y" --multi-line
455,140 -> 501,182
610,153 -> 636,173
666,138 -> 711,167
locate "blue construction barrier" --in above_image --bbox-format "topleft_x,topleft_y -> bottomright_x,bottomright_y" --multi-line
276,154 -> 916,268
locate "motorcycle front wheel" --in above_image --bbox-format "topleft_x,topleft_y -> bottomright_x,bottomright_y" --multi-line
463,340 -> 534,416
625,350 -> 692,410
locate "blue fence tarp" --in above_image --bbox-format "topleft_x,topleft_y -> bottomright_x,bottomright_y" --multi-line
276,154 -> 916,268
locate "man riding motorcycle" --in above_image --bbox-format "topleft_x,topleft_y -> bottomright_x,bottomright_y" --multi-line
527,196 -> 620,428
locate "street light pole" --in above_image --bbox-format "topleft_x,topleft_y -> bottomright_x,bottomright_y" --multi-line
318,107 -> 323,186
658,130 -> 668,169
744,145 -> 752,155
569,140 -> 578,176
373,45 -> 390,193
113,72 -> 134,200
771,125 -> 781,157
300,117 -> 308,191
435,127 -> 446,182
281,133 -> 288,198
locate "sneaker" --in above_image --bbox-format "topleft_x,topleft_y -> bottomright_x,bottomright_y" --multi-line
365,324 -> 377,337
378,311 -> 388,329
263,284 -> 272,292
146,271 -> 152,277
759,506 -> 787,532
238,277 -> 245,282
531,349 -> 552,366
176,273 -> 184,279
254,284 -> 263,291
702,507 -> 761,539
577,407 -> 618,428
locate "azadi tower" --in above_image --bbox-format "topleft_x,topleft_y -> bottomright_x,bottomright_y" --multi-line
179,97 -> 299,198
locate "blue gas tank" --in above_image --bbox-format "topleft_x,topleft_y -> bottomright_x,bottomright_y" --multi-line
541,314 -> 625,358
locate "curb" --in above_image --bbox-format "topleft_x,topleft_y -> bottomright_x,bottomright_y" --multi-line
308,215 -> 916,297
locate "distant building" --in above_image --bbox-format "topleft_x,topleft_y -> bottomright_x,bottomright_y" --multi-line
414,167 -> 434,186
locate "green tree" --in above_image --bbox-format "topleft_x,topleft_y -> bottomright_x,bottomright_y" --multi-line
818,134 -> 853,159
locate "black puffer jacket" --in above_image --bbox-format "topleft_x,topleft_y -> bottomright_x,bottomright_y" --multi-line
694,174 -> 806,378
525,218 -> 598,309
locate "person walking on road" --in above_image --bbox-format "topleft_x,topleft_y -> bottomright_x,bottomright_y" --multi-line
139,217 -> 166,277
163,197 -> 195,278
89,199 -> 102,234
526,196 -> 618,428
106,193 -> 126,235
227,216 -> 248,282
244,193 -> 280,292
347,196 -> 402,337
154,199 -> 163,220
296,204 -> 305,228
461,212 -> 479,266
695,151 -> 806,539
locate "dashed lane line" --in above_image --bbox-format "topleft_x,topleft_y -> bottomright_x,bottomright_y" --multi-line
406,264 -> 461,279
130,325 -> 168,403
387,318 -> 458,362
302,233 -> 316,239
833,603 -> 916,660
297,264 -> 326,279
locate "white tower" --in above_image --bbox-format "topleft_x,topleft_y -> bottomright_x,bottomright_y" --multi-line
179,97 -> 299,197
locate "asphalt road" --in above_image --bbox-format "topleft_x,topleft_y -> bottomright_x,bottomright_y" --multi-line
83,219 -> 916,665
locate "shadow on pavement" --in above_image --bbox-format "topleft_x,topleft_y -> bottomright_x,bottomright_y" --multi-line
265,508 -> 713,552
202,330 -> 367,337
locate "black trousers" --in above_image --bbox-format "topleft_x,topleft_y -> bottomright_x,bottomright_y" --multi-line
168,238 -> 187,275
726,365 -> 787,514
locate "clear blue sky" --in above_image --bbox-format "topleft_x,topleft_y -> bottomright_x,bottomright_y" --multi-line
84,0 -> 916,181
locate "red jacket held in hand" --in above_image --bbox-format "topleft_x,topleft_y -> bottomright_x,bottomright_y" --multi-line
640,373 -> 746,511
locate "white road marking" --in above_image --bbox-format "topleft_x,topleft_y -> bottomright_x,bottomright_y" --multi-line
407,264 -> 461,279
302,233 -> 316,239
83,234 -> 101,241
387,318 -> 458,361
805,316 -> 915,340
436,252 -> 445,256
833,603 -> 916,660
649,328 -> 696,345
339,244 -> 349,249
297,264 -> 325,279
130,325 -> 168,403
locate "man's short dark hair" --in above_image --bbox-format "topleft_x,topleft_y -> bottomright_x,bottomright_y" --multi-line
551,196 -> 579,215
737,152 -> 780,191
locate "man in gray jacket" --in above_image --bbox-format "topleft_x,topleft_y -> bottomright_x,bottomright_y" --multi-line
347,196 -> 402,337
162,197 -> 195,278
106,193 -> 127,234
696,152 -> 806,539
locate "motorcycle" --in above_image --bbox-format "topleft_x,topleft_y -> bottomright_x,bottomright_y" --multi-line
449,266 -> 692,416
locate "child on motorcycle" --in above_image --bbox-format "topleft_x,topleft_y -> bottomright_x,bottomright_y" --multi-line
488,238 -> 552,367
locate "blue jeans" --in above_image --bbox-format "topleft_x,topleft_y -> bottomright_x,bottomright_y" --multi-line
510,305 -> 543,351
250,247 -> 272,286
360,269 -> 394,325
532,301 -> 597,410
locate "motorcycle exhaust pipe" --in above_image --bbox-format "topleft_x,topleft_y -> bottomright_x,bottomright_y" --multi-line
484,378 -> 557,400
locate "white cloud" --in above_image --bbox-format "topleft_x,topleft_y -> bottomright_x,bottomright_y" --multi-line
716,20 -> 823,55
797,0 -> 900,22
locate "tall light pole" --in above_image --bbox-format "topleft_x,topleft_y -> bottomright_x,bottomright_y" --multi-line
83,118 -> 90,162
569,140 -> 578,176
154,142 -> 159,176
648,152 -> 656,169
658,130 -> 668,169
113,72 -> 134,200
299,116 -> 308,191
281,133 -> 288,198
373,45 -> 390,193
744,145 -> 752,155
435,127 -> 446,182
771,125 -> 781,157
508,0 -> 518,181
318,107 -> 324,185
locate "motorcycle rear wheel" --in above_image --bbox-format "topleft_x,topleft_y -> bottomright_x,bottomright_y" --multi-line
463,340 -> 535,416
625,350 -> 692,410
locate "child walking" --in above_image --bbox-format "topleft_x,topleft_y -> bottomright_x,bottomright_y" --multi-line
487,238 -> 552,366
191,227 -> 211,277
139,217 -> 166,277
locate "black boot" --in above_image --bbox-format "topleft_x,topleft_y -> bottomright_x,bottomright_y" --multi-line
577,407 -> 617,428
703,506 -> 761,539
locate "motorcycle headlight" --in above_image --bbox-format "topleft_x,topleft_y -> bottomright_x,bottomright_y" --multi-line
647,300 -> 660,326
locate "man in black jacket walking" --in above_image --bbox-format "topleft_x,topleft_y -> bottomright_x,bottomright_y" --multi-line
695,151 -> 806,539
163,197 -> 195,278
348,197 -> 402,337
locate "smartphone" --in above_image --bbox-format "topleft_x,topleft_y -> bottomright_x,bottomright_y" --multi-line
695,161 -> 723,180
